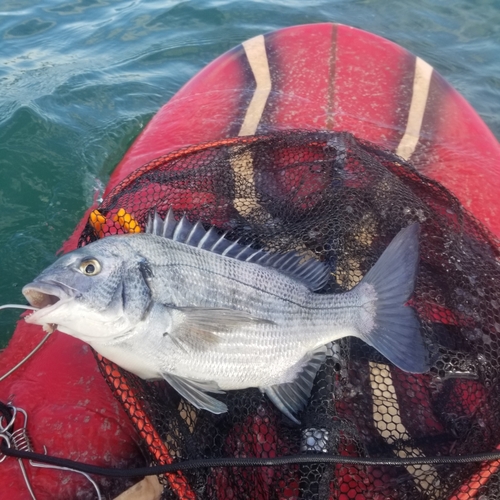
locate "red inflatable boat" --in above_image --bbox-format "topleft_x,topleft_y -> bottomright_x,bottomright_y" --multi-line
1,23 -> 499,499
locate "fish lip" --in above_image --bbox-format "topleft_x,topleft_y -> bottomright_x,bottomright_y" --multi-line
22,281 -> 77,326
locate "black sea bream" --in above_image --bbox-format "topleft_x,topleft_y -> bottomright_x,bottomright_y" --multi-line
23,212 -> 427,423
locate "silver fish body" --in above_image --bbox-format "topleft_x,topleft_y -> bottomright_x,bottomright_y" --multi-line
23,213 -> 427,423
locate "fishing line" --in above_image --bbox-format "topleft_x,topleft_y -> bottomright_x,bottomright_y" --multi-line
30,459 -> 102,500
0,305 -> 49,383
3,445 -> 500,478
0,305 -> 39,311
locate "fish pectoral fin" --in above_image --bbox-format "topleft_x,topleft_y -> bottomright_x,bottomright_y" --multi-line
176,306 -> 274,334
168,307 -> 274,351
263,346 -> 327,425
162,373 -> 227,414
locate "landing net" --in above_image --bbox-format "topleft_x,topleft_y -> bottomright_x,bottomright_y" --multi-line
78,130 -> 500,499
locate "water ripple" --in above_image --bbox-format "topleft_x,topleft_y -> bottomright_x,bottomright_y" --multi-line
0,0 -> 499,343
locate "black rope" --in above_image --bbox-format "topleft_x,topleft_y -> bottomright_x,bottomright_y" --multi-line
3,442 -> 500,478
0,401 -> 13,424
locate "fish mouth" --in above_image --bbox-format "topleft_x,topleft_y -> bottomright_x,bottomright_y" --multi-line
22,281 -> 75,332
23,288 -> 60,309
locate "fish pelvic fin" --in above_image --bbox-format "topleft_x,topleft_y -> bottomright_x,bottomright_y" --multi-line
263,346 -> 327,424
356,223 -> 428,373
162,373 -> 227,414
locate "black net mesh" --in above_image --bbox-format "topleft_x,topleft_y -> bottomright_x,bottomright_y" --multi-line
78,130 -> 500,499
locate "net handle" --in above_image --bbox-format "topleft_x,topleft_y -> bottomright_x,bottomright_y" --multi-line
448,444 -> 500,500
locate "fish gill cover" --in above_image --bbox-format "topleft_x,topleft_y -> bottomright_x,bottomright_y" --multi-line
78,130 -> 500,499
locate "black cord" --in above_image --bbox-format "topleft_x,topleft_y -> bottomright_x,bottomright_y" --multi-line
0,401 -> 13,424
3,443 -> 500,478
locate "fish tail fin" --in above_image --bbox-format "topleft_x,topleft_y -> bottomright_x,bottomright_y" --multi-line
356,223 -> 428,373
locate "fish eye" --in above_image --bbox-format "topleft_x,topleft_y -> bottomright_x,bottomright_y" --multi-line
79,259 -> 101,276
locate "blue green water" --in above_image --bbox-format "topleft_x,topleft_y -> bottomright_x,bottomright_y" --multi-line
1,0 -> 499,346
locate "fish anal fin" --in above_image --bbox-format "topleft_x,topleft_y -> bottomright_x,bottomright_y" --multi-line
263,346 -> 327,424
162,373 -> 227,414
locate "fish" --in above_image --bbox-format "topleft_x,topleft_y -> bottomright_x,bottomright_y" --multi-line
22,211 -> 428,423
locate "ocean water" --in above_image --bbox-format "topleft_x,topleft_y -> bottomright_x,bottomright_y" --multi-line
0,0 -> 499,346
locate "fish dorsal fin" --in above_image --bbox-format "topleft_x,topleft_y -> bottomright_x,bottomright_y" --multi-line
263,345 -> 327,424
146,209 -> 329,291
